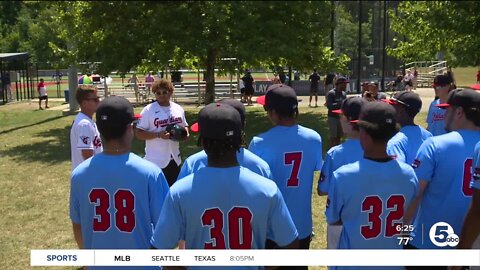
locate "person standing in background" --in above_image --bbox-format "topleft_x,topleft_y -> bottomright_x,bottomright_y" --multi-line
309,69 -> 321,107
325,76 -> 348,148
242,70 -> 255,106
37,78 -> 49,110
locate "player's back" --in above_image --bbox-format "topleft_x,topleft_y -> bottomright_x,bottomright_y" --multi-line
70,152 -> 169,250
411,130 -> 480,248
249,124 -> 322,239
426,99 -> 447,136
152,166 -> 298,259
327,158 -> 418,250
318,138 -> 363,194
177,148 -> 272,180
387,125 -> 432,164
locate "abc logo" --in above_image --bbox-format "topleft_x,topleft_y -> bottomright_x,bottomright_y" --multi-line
429,222 -> 459,247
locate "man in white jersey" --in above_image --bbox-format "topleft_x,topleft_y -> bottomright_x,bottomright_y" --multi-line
151,102 -> 298,270
70,85 -> 103,170
136,79 -> 189,186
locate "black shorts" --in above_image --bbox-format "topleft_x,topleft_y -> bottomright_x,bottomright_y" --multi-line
310,86 -> 318,93
244,86 -> 254,95
240,87 -> 245,94
39,95 -> 48,100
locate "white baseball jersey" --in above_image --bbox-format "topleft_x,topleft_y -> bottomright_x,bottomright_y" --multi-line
70,112 -> 103,170
136,101 -> 188,168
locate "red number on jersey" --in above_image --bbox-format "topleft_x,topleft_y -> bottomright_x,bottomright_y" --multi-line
463,158 -> 473,196
285,152 -> 302,187
89,189 -> 135,232
89,189 -> 110,231
202,207 -> 253,249
361,195 -> 405,239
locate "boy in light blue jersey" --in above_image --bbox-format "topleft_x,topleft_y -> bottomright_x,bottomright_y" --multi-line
250,84 -> 322,261
426,75 -> 453,136
178,98 -> 271,180
386,91 -> 432,164
151,102 -> 298,270
454,141 -> 480,270
326,102 -> 418,270
317,96 -> 366,252
70,96 -> 169,270
405,89 -> 480,270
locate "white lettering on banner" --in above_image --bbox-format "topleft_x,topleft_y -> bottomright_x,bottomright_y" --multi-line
31,250 -> 480,266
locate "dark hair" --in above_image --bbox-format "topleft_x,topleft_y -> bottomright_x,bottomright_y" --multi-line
201,136 -> 241,160
75,85 -> 97,104
271,107 -> 298,120
463,107 -> 480,127
359,123 -> 399,143
98,123 -> 129,141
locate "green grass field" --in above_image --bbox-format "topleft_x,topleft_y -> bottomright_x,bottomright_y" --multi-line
0,99 -> 429,270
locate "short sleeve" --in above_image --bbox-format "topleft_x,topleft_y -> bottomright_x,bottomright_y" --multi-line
136,106 -> 150,131
75,121 -> 97,150
325,172 -> 343,225
149,169 -> 170,226
315,136 -> 323,171
318,152 -> 334,194
266,188 -> 298,247
177,159 -> 192,181
150,191 -> 184,249
387,136 -> 407,164
181,108 -> 188,127
412,138 -> 437,182
69,174 -> 81,224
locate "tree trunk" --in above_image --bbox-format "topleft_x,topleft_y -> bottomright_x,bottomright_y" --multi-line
205,48 -> 217,104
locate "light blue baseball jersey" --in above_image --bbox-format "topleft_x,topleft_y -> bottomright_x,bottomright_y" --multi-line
411,130 -> 480,249
150,166 -> 298,264
249,124 -> 322,239
70,152 -> 169,270
318,138 -> 363,194
177,148 -> 272,180
326,158 -> 418,252
426,99 -> 447,136
472,141 -> 480,190
387,125 -> 432,165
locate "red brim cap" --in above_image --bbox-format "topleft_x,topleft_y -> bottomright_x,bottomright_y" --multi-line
332,109 -> 343,114
435,103 -> 450,109
134,113 -> 142,119
471,84 -> 480,90
256,95 -> 266,105
190,122 -> 199,132
382,99 -> 396,105
350,120 -> 359,124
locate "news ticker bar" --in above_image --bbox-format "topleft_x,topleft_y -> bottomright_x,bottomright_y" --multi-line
31,249 -> 480,266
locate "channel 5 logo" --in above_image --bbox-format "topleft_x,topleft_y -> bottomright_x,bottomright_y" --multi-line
429,222 -> 459,247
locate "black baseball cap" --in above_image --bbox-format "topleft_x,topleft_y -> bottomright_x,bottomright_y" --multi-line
357,101 -> 398,132
257,84 -> 298,113
196,103 -> 242,140
335,76 -> 349,84
218,98 -> 246,127
436,88 -> 480,110
332,96 -> 366,123
433,74 -> 452,87
384,91 -> 422,115
96,96 -> 139,129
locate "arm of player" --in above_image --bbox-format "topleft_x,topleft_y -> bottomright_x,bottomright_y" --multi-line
404,180 -> 428,225
81,149 -> 94,160
72,223 -> 84,249
150,191 -> 184,250
135,128 -> 170,140
457,189 -> 480,249
325,173 -> 344,226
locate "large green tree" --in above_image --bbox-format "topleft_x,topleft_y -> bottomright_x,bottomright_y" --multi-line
388,1 -> 480,67
50,1 -> 350,103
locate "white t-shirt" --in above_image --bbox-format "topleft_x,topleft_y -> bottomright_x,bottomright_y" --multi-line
137,101 -> 188,168
70,112 -> 103,170
39,86 -> 47,97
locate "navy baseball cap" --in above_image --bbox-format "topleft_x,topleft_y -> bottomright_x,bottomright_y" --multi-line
357,101 -> 398,132
96,96 -> 139,129
436,88 -> 480,110
218,98 -> 246,127
332,96 -> 367,123
257,84 -> 298,113
196,103 -> 242,140
384,91 -> 422,115
433,74 -> 452,87
335,76 -> 349,84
